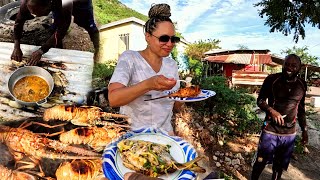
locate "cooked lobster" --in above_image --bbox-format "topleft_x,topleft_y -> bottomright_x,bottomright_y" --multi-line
55,159 -> 103,180
0,164 -> 37,180
59,126 -> 125,152
43,105 -> 130,127
0,123 -> 101,174
144,85 -> 201,101
169,85 -> 201,98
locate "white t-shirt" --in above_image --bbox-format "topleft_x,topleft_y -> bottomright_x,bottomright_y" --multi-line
109,50 -> 180,132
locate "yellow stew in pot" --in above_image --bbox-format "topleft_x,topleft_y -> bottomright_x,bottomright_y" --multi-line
13,75 -> 49,102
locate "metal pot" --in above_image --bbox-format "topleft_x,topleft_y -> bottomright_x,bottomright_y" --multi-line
7,66 -> 54,106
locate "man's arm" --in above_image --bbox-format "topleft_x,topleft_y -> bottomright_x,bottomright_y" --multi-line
40,0 -> 72,53
297,94 -> 307,131
257,74 -> 285,125
11,0 -> 29,61
257,75 -> 273,112
298,80 -> 308,145
13,0 -> 29,45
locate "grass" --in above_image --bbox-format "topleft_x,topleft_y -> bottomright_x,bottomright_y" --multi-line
93,0 -> 148,25
92,62 -> 116,89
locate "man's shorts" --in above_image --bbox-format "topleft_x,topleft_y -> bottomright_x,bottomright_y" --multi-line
73,0 -> 97,31
52,0 -> 97,31
252,131 -> 296,170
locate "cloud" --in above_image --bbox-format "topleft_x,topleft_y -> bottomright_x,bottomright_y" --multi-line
120,0 -> 320,59
122,0 -> 222,32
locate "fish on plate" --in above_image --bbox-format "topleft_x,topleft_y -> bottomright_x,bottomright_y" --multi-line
117,139 -> 206,177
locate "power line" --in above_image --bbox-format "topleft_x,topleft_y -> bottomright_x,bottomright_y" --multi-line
310,43 -> 320,49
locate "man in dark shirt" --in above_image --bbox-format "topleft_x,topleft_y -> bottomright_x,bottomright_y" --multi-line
251,54 -> 308,180
11,0 -> 100,65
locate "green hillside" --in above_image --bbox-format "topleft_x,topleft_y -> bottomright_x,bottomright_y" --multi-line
93,0 -> 148,25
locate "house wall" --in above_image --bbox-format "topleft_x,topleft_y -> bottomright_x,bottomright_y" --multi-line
130,24 -> 146,51
223,64 -> 244,77
98,23 -> 146,63
244,64 -> 261,71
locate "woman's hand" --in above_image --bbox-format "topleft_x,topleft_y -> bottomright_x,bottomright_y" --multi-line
148,75 -> 176,91
124,172 -> 163,180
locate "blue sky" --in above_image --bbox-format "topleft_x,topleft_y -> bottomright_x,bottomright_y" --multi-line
120,0 -> 320,61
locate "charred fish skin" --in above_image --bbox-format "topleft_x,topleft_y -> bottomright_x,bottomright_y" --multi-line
117,139 -> 205,177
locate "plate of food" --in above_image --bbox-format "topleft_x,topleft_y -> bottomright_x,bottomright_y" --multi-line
144,86 -> 216,102
168,89 -> 216,102
102,128 -> 205,180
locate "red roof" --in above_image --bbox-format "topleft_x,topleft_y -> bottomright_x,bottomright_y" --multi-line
204,53 -> 273,65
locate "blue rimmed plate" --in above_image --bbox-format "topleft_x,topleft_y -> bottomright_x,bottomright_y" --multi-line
168,89 -> 216,102
102,128 -> 198,180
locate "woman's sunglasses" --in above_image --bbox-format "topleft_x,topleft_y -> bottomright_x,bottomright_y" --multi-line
151,34 -> 180,44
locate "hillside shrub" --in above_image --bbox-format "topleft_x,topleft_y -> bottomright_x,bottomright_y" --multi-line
92,60 -> 116,89
194,76 -> 261,135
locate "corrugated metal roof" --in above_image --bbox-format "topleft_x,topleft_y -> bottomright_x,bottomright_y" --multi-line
204,54 -> 273,65
204,53 -> 320,72
204,49 -> 271,55
227,54 -> 252,64
204,49 -> 229,55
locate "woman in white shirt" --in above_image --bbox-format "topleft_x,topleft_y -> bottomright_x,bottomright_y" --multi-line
108,3 -> 182,134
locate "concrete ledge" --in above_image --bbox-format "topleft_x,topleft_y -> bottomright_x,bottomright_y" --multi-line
310,96 -> 320,107
308,86 -> 320,96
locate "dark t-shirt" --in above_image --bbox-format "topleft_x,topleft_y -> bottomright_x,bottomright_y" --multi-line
257,73 -> 307,134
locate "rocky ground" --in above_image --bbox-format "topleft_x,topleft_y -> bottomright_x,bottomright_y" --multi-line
0,16 -> 94,53
172,97 -> 320,180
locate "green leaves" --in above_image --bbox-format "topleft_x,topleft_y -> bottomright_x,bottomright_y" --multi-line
255,0 -> 320,42
281,46 -> 320,84
195,76 -> 261,135
281,46 -> 319,66
93,0 -> 148,25
92,61 -> 116,88
185,39 -> 221,60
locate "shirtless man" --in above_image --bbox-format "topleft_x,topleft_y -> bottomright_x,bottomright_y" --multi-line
11,0 -> 99,65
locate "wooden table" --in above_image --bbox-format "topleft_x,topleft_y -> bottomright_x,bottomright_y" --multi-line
0,42 -> 94,121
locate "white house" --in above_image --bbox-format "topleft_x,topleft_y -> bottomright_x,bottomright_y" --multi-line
98,17 -> 146,62
98,17 -> 189,69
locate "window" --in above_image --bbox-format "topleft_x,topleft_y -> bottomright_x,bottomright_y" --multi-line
119,33 -> 130,50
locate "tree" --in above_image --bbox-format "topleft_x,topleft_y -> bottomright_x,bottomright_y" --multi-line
281,46 -> 319,82
184,39 -> 221,81
185,39 -> 221,60
237,44 -> 249,50
281,46 -> 319,66
254,0 -> 320,42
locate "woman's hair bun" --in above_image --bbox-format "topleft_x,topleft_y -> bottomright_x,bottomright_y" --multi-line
148,3 -> 171,19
